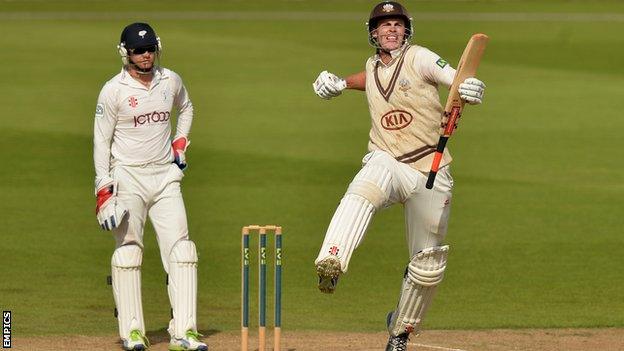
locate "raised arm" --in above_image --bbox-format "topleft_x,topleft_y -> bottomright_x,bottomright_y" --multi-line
312,70 -> 366,99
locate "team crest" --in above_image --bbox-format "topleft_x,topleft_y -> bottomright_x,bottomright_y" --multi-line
398,78 -> 411,96
382,3 -> 394,12
138,30 -> 147,38
95,103 -> 104,117
128,96 -> 138,108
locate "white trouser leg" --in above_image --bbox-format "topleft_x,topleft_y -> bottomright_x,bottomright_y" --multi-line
147,165 -> 196,339
315,160 -> 392,272
149,179 -> 189,271
111,244 -> 145,339
404,166 -> 453,256
166,240 -> 199,338
387,166 -> 454,336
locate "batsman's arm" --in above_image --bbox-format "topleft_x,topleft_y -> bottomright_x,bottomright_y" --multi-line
313,70 -> 364,99
415,48 -> 456,89
344,71 -> 366,91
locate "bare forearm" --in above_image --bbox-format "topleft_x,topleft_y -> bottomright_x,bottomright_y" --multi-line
345,71 -> 366,91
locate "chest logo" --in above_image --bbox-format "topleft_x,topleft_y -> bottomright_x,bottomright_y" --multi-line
381,110 -> 413,130
128,96 -> 138,108
398,78 -> 411,96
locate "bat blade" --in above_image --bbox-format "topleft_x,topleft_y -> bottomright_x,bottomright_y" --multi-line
426,33 -> 489,189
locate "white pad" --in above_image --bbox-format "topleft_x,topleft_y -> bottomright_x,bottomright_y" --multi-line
388,245 -> 449,336
111,245 -> 145,339
167,240 -> 199,338
315,164 -> 391,272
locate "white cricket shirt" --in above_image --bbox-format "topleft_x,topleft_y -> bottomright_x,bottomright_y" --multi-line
93,67 -> 193,186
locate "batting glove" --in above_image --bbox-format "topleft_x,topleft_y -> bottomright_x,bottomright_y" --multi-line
96,181 -> 128,231
459,77 -> 486,105
313,71 -> 347,100
172,136 -> 190,170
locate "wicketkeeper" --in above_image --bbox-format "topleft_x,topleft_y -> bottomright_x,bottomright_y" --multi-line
312,2 -> 486,350
93,22 -> 207,351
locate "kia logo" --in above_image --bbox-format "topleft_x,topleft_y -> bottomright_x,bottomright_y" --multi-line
380,110 -> 413,130
134,111 -> 170,127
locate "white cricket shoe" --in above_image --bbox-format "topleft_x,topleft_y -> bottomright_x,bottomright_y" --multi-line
122,329 -> 149,350
316,256 -> 342,294
169,330 -> 208,351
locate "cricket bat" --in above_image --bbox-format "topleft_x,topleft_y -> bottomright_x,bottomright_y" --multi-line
426,33 -> 489,189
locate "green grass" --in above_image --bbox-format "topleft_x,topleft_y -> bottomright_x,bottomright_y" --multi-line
0,0 -> 623,337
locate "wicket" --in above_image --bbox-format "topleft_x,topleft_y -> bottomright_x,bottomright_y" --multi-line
241,225 -> 282,351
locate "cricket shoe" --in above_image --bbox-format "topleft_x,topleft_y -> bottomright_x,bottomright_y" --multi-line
315,256 -> 342,294
169,330 -> 208,351
385,311 -> 409,351
122,329 -> 150,350
385,333 -> 409,351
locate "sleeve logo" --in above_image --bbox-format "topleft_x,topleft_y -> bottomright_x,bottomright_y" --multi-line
95,103 -> 104,117
436,58 -> 448,68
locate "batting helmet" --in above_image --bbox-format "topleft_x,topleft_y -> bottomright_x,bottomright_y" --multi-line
117,22 -> 162,66
366,1 -> 413,49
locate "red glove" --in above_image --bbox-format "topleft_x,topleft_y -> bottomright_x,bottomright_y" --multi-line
172,136 -> 190,170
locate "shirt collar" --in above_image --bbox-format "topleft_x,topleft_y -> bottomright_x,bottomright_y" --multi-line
372,43 -> 409,66
119,66 -> 168,89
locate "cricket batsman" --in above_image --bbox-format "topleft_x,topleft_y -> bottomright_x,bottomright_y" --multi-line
312,2 -> 486,350
93,22 -> 208,351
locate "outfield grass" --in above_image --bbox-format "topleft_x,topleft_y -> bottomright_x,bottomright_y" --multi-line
0,0 -> 623,337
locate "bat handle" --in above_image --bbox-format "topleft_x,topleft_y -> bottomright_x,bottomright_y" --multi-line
426,137 -> 448,189
426,170 -> 438,189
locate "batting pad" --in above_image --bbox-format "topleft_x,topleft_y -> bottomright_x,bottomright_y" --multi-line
111,244 -> 145,339
167,240 -> 199,338
316,164 -> 392,272
388,245 -> 449,336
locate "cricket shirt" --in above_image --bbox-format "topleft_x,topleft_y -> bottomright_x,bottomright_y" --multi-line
93,67 -> 193,187
365,44 -> 456,172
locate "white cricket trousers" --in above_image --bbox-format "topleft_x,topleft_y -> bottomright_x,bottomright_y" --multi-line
316,150 -> 453,271
112,162 -> 189,271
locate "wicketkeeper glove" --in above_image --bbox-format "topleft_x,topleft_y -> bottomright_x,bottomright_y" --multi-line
172,136 -> 190,170
95,180 -> 128,231
458,77 -> 486,105
313,71 -> 347,100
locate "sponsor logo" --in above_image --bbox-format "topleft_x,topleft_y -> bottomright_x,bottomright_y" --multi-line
3,311 -> 10,348
138,30 -> 147,38
134,111 -> 171,127
436,58 -> 448,68
380,110 -> 413,130
444,198 -> 450,206
382,3 -> 394,12
95,103 -> 104,117
128,96 -> 138,108
328,246 -> 340,256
